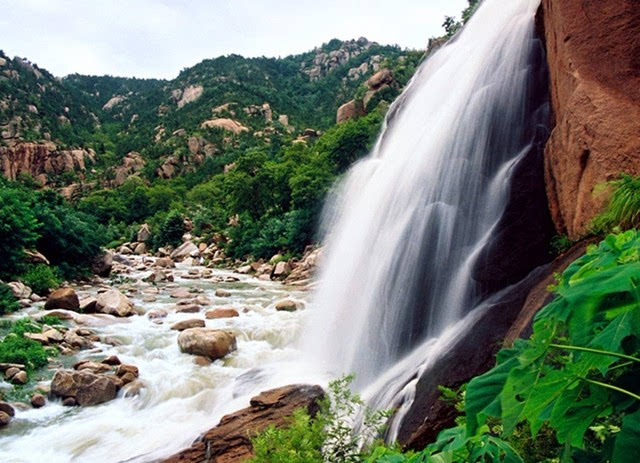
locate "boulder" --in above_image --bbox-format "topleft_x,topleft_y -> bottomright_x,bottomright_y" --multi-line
200,118 -> 249,134
177,328 -> 237,360
51,370 -> 118,406
155,257 -> 175,268
11,370 -> 28,385
95,289 -> 135,317
171,288 -> 192,299
137,224 -> 152,242
205,308 -> 239,319
0,411 -> 10,427
275,300 -> 299,312
272,261 -> 291,278
215,289 -> 231,298
161,385 -> 324,462
44,288 -> 79,311
7,281 -> 32,300
539,0 -> 640,239
171,319 -> 205,331
24,249 -> 50,266
91,250 -> 113,277
30,393 -> 46,408
0,402 -> 15,417
170,241 -> 199,261
366,68 -> 393,90
336,99 -> 365,124
176,304 -> 201,314
134,242 -> 147,255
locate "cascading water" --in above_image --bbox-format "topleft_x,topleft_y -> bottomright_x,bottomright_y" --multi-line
304,0 -> 548,395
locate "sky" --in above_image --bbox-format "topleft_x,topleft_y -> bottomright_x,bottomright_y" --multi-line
0,0 -> 468,80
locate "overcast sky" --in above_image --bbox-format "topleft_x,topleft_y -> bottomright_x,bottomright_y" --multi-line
1,0 -> 468,79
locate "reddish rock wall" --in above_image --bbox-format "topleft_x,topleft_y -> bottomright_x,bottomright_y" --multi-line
0,142 -> 95,184
539,0 -> 640,239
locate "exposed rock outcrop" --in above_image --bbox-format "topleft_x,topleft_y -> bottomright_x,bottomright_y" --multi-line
539,0 -> 640,239
336,99 -> 365,124
162,384 -> 324,463
200,118 -> 249,134
0,142 -> 95,183
112,151 -> 145,187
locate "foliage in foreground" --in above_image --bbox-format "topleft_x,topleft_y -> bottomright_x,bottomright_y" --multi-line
251,375 -> 389,463
250,230 -> 640,462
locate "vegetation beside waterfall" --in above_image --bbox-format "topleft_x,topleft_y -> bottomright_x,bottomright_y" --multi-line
250,230 -> 640,462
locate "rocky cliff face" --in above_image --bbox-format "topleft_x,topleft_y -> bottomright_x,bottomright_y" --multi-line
539,0 -> 640,239
0,142 -> 95,184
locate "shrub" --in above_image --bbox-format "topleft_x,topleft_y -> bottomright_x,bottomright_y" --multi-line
0,283 -> 20,315
0,335 -> 49,372
153,210 -> 185,249
20,264 -> 61,295
0,184 -> 39,279
593,174 -> 640,234
250,375 -> 389,463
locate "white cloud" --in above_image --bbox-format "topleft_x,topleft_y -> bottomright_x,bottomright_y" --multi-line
0,0 -> 468,78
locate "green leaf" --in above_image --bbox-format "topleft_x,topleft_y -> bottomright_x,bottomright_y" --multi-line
465,348 -> 520,435
612,409 -> 640,463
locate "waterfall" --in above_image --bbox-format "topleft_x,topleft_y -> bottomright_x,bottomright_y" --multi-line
303,0 -> 548,395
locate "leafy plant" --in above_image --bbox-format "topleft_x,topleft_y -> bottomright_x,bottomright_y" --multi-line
593,174 -> 640,234
465,230 -> 640,462
20,264 -> 61,295
0,335 -> 49,372
250,375 -> 390,463
0,283 -> 20,315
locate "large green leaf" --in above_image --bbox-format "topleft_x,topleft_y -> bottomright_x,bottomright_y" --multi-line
465,348 -> 520,436
612,409 -> 640,463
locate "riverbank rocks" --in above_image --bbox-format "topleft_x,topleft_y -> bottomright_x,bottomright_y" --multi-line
0,402 -> 13,426
170,241 -> 199,261
177,328 -> 237,360
95,289 -> 135,317
171,319 -> 205,331
44,288 -> 79,311
5,367 -> 27,385
161,384 -> 324,462
91,250 -> 113,277
205,308 -> 239,319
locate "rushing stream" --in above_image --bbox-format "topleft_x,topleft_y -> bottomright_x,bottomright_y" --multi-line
0,257 -> 325,462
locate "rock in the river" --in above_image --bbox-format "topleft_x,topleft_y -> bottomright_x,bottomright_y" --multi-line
275,300 -> 300,312
0,401 -> 15,418
0,411 -> 10,427
170,287 -> 192,299
177,328 -> 237,360
95,289 -> 135,317
30,393 -> 46,408
171,319 -> 205,331
44,288 -> 79,311
51,370 -> 118,406
10,370 -> 27,385
161,384 -> 324,462
8,281 -> 32,299
214,289 -> 231,298
205,308 -> 239,319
